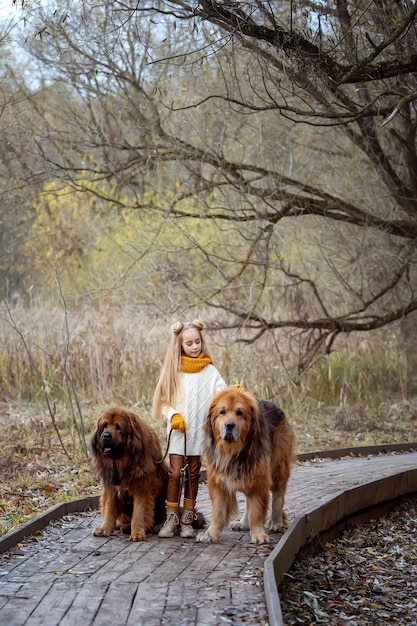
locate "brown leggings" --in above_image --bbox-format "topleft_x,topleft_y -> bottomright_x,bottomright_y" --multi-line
166,454 -> 201,506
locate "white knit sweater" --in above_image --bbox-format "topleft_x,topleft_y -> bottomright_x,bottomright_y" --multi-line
162,364 -> 227,456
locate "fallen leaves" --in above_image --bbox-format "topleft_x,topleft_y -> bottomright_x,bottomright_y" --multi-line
280,499 -> 417,624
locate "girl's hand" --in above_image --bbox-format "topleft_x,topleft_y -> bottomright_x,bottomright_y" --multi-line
171,413 -> 186,433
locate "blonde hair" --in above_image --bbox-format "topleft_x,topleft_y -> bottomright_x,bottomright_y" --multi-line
152,319 -> 211,420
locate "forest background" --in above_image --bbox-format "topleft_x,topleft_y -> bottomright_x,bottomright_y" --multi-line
1,0 -> 417,534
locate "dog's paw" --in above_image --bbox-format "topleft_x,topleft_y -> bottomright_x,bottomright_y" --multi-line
230,520 -> 250,531
267,521 -> 287,533
267,514 -> 288,533
196,530 -> 216,543
250,532 -> 270,545
93,527 -> 112,537
130,529 -> 146,542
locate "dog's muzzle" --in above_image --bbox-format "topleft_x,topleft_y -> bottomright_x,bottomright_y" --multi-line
101,431 -> 113,456
221,421 -> 239,442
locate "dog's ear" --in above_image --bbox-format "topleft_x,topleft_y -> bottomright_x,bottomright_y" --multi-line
203,404 -> 216,442
90,419 -> 101,458
126,415 -> 142,458
127,413 -> 157,474
246,393 -> 260,433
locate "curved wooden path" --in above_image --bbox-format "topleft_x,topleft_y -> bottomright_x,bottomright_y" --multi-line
1,446 -> 417,626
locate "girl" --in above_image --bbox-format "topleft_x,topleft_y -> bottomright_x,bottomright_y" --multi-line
152,319 -> 227,538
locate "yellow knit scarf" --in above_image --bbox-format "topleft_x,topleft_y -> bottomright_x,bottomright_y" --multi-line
181,352 -> 212,373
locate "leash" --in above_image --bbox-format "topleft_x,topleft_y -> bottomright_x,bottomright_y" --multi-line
156,428 -> 173,464
169,429 -> 195,513
181,433 -> 196,513
179,433 -> 189,508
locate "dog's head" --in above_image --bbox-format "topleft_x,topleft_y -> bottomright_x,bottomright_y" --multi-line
204,386 -> 259,452
90,407 -> 136,461
90,407 -> 168,488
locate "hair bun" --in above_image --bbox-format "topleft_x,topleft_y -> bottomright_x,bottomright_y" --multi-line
172,319 -> 204,335
171,321 -> 184,335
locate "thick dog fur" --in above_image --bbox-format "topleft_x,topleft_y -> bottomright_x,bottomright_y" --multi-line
90,407 -> 169,541
196,386 -> 296,545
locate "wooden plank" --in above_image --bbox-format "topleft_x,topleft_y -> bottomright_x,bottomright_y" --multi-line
0,582 -> 51,623
194,581 -> 231,624
24,582 -> 79,626
102,538 -> 179,584
126,581 -> 169,625
59,582 -> 108,626
91,581 -> 138,626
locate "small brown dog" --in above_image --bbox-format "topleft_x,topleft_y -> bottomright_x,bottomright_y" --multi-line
90,407 -> 169,541
196,386 -> 296,544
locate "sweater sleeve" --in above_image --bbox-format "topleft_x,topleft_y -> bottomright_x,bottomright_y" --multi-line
213,369 -> 228,393
161,404 -> 179,423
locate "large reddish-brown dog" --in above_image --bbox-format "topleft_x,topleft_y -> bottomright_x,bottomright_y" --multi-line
196,386 -> 296,544
90,407 -> 169,541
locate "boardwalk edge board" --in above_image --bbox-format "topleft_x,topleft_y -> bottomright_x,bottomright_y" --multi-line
297,441 -> 417,461
264,466 -> 417,626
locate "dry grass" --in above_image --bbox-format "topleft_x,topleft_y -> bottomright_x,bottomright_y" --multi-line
295,398 -> 417,452
0,402 -> 99,536
1,301 -> 414,409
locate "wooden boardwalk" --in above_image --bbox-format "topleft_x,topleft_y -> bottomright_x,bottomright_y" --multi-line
1,450 -> 417,626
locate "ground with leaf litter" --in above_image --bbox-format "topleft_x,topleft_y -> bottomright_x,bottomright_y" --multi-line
280,498 -> 417,625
